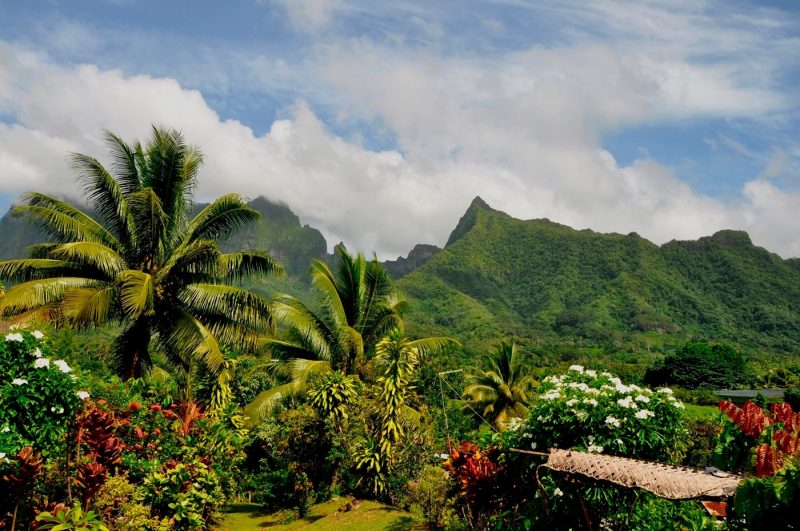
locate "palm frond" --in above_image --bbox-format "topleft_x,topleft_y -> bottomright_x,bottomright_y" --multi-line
157,239 -> 220,285
184,194 -> 260,243
288,358 -> 331,382
71,152 -> 134,248
127,188 -> 168,263
180,283 -> 274,333
242,382 -> 301,424
406,336 -> 459,360
163,310 -> 225,374
0,277 -> 99,317
47,242 -> 126,279
14,194 -> 122,252
271,297 -> 335,362
63,285 -> 117,327
0,258 -> 82,282
117,270 -> 153,318
141,126 -> 197,233
103,130 -> 142,195
220,251 -> 284,281
310,258 -> 348,327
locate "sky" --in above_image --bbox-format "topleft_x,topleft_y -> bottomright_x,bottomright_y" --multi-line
0,0 -> 799,259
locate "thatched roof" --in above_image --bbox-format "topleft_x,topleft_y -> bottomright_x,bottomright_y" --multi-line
544,449 -> 743,500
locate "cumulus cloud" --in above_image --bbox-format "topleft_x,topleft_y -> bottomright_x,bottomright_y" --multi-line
0,14 -> 799,260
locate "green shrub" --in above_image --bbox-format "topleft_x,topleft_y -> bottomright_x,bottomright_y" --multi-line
784,388 -> 800,410
248,405 -> 333,512
142,460 -> 224,530
682,419 -> 722,468
35,503 -> 109,531
645,342 -> 749,389
403,465 -> 459,529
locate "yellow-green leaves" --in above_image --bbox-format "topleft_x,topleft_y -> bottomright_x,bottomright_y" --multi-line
117,270 -> 153,318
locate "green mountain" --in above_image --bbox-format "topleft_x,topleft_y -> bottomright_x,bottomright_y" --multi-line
0,203 -> 47,260
3,192 -> 799,361
221,196 -> 327,277
383,244 -> 441,278
397,197 -> 800,357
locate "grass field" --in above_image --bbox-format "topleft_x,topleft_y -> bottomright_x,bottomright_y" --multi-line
217,499 -> 418,530
683,404 -> 721,421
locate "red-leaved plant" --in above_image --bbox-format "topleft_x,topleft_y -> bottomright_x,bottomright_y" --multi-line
719,400 -> 800,477
443,441 -> 507,526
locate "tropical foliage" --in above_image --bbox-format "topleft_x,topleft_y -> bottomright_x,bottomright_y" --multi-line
0,331 -> 248,530
462,340 -> 531,429
0,127 -> 280,379
244,244 -> 405,419
716,400 -> 800,529
6,124 -> 800,529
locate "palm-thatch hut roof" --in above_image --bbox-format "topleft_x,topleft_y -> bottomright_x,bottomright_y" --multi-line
543,449 -> 742,500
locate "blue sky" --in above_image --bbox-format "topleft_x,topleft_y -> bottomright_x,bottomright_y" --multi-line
0,0 -> 799,257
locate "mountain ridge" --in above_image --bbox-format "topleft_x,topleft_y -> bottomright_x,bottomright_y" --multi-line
2,194 -> 798,358
397,196 -> 800,356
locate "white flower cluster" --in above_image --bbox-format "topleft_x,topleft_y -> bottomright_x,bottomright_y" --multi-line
506,416 -> 524,432
537,367 -> 684,416
4,329 -> 78,393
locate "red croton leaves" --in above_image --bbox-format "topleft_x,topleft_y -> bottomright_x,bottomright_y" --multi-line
754,444 -> 784,478
719,400 -> 771,438
720,399 -> 800,477
443,441 -> 507,518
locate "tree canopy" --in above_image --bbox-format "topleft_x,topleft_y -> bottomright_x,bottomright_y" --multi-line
0,126 -> 281,379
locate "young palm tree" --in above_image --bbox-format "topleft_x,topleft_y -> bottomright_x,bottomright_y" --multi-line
0,126 -> 281,379
243,245 -> 407,419
463,340 -> 531,430
272,245 -> 406,372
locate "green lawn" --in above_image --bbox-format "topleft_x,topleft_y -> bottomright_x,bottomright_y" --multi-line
683,404 -> 721,421
217,499 -> 418,530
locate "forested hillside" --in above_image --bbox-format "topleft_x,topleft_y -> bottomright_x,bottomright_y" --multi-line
3,194 -> 799,357
397,197 -> 800,356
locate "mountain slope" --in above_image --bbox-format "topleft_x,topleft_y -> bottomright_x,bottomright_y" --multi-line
397,197 -> 800,355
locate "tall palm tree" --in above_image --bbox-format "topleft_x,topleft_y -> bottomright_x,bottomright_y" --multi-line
0,126 -> 281,379
463,340 -> 531,430
244,245 -> 407,419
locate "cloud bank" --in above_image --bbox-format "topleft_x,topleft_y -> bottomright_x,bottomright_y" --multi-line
0,0 -> 799,259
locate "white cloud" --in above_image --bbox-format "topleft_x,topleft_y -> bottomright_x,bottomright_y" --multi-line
274,0 -> 343,32
0,8 -> 799,262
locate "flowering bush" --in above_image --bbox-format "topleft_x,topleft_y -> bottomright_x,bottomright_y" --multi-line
503,366 -> 691,529
515,365 -> 687,462
0,330 -> 87,456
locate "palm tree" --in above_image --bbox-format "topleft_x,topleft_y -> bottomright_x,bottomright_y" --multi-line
0,126 -> 281,379
271,244 -> 405,373
243,245 -> 407,419
463,340 -> 531,430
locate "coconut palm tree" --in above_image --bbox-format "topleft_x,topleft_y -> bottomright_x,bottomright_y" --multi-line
270,245 -> 405,372
243,245 -> 409,420
463,340 -> 531,430
0,126 -> 281,379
